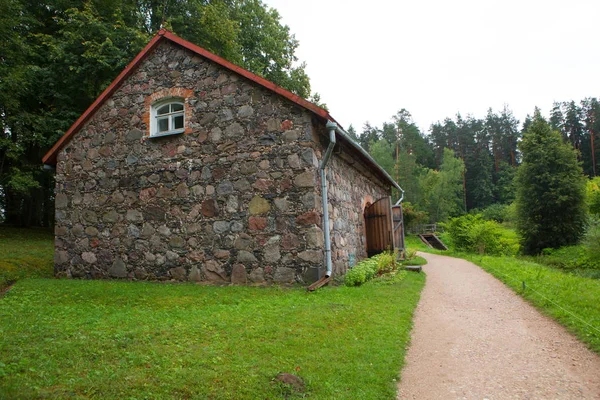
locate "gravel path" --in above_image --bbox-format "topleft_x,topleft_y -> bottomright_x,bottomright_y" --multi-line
397,252 -> 600,399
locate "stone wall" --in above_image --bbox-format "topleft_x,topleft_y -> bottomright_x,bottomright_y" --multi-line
321,140 -> 391,276
53,40 -> 325,284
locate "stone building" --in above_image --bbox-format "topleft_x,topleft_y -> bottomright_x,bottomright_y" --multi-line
43,30 -> 404,284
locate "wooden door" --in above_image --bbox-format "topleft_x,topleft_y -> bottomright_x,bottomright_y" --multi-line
364,197 -> 394,257
392,204 -> 405,252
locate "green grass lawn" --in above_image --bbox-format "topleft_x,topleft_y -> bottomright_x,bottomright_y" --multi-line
0,273 -> 424,399
0,226 -> 54,289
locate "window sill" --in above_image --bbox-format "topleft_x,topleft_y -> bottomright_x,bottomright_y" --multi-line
147,130 -> 185,139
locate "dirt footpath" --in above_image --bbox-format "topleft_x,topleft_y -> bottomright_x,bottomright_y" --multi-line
397,252 -> 600,399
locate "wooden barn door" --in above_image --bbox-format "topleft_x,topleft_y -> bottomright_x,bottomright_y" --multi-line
364,197 -> 394,257
392,204 -> 405,252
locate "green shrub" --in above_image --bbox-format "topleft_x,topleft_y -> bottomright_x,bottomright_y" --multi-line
480,203 -> 510,222
587,177 -> 600,215
345,252 -> 397,286
443,214 -> 520,256
537,245 -> 600,271
584,215 -> 600,262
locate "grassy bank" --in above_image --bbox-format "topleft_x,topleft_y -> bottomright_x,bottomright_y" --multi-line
0,273 -> 424,399
0,227 -> 54,289
408,234 -> 600,354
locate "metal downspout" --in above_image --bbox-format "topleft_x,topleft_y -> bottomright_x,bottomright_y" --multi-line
320,121 -> 337,277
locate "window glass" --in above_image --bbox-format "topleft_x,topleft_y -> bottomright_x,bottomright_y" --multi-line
157,104 -> 170,115
172,103 -> 184,112
157,118 -> 169,133
173,115 -> 184,130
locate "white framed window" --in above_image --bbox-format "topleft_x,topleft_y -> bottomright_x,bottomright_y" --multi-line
150,99 -> 185,137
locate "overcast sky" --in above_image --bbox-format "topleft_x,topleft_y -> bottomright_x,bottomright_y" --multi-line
264,0 -> 600,134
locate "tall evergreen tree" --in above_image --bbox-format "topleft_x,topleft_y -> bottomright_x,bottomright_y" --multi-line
515,111 -> 587,254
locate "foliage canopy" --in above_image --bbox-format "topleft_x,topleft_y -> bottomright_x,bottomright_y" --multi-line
515,113 -> 588,254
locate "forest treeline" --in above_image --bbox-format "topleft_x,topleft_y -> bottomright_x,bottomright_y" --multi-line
351,100 -> 600,226
0,0 -> 313,227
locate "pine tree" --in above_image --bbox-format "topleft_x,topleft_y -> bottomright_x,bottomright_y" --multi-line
516,112 -> 587,254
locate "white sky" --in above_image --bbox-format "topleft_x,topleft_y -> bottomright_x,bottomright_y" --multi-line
264,0 -> 600,134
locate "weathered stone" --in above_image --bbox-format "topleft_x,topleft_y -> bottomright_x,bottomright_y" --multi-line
282,233 -> 300,250
216,181 -> 234,195
298,250 -> 322,263
55,250 -> 69,265
214,249 -> 230,259
226,196 -> 238,213
141,224 -> 155,238
220,108 -> 233,121
158,225 -> 171,236
126,129 -> 143,142
274,197 -> 288,212
266,118 -> 280,131
169,267 -> 186,281
258,159 -> 270,170
237,105 -> 253,118
126,209 -> 144,223
143,206 -> 166,222
109,258 -> 127,277
209,127 -> 222,142
248,195 -> 270,215
201,166 -> 212,180
231,264 -> 247,284
263,236 -> 281,262
248,216 -> 267,230
55,193 -> 69,209
234,179 -> 251,191
294,171 -> 314,187
55,226 -> 68,237
282,130 -> 300,142
273,267 -> 295,283
234,233 -> 254,250
169,236 -> 185,248
201,199 -> 218,217
230,221 -> 244,232
128,223 -> 141,238
72,224 -> 85,237
134,268 -> 148,280
126,155 -> 138,165
248,267 -> 265,283
188,265 -> 202,282
176,183 -> 190,198
287,154 -> 301,169
302,148 -> 318,167
259,134 -> 276,145
296,211 -> 320,226
213,221 -> 230,234
189,250 -> 205,262
306,226 -> 324,248
224,122 -> 244,137
83,226 -> 98,237
237,250 -> 257,263
82,210 -> 98,223
191,185 -> 204,196
166,251 -> 179,261
203,260 -> 227,282
239,161 -> 257,175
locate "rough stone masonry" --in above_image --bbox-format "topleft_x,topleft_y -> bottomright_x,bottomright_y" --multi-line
52,40 -> 390,284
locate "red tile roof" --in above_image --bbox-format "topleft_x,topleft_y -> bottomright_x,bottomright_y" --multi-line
42,29 -> 336,165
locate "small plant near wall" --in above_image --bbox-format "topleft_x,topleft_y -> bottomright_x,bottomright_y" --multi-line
345,250 -> 422,286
